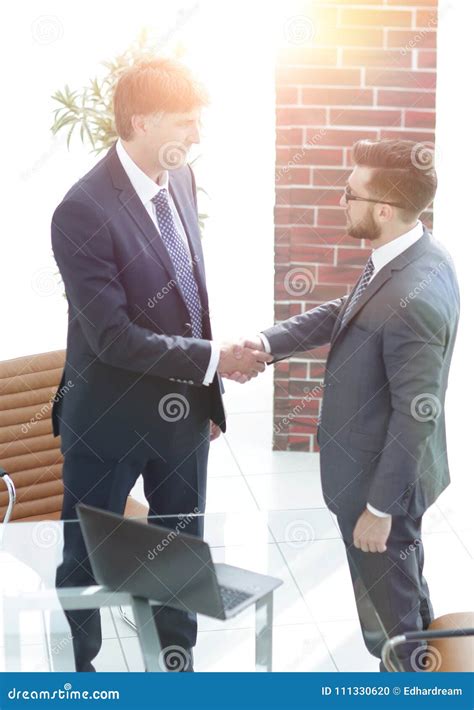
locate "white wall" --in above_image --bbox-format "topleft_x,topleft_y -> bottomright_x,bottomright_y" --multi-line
435,0 -> 472,485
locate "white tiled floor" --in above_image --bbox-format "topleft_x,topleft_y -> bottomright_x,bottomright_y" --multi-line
195,623 -> 338,672
318,621 -> 379,673
245,471 -> 326,510
2,376 -> 472,672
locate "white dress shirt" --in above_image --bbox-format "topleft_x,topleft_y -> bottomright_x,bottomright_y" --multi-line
116,140 -> 219,386
369,220 -> 423,282
260,221 -> 424,518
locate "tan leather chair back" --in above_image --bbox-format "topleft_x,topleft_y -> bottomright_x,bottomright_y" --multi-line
0,350 -> 65,521
428,612 -> 474,672
0,350 -> 148,523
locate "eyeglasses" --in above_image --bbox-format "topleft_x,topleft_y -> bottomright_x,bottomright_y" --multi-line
343,186 -> 406,210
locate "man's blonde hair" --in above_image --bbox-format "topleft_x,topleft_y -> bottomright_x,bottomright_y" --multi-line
113,57 -> 209,140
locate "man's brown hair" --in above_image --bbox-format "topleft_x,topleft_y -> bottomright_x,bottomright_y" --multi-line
113,57 -> 209,140
352,138 -> 437,222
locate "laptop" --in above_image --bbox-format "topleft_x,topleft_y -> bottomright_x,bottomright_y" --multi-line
76,504 -> 283,620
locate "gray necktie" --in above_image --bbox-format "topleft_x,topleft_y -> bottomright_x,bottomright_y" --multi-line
340,256 -> 375,329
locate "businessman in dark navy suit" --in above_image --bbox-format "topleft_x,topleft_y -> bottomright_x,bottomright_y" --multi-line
51,58 -> 271,672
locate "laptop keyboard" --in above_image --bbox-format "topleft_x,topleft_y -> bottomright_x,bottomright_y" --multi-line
219,585 -> 253,611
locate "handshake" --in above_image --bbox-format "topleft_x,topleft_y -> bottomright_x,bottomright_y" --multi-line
217,337 -> 273,384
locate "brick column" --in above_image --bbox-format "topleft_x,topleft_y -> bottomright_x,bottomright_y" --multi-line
274,0 -> 437,452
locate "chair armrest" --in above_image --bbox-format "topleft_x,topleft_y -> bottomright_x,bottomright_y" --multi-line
0,467 -> 16,524
404,628 -> 474,641
382,628 -> 474,672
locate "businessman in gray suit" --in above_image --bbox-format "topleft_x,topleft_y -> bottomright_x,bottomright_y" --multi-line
243,139 -> 460,671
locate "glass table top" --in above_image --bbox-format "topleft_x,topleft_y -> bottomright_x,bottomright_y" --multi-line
0,510 -> 402,672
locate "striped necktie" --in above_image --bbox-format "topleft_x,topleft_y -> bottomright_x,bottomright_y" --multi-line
340,256 -> 375,330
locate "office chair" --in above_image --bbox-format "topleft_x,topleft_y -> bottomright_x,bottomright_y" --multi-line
382,612 -> 474,672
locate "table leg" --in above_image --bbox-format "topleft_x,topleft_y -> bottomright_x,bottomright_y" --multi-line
255,591 -> 274,672
130,596 -> 164,672
2,598 -> 21,671
47,609 -> 76,672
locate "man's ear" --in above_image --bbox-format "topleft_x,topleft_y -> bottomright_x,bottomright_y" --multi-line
130,114 -> 146,136
378,203 -> 394,222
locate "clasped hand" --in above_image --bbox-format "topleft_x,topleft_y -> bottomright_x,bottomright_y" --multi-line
218,337 -> 272,384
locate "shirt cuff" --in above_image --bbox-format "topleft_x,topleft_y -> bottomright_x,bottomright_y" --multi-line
203,341 -> 220,386
367,503 -> 391,518
259,332 -> 272,354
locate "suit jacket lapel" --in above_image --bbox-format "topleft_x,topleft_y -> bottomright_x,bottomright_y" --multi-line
107,145 -> 202,311
168,172 -> 208,307
331,229 -> 431,346
331,266 -> 393,345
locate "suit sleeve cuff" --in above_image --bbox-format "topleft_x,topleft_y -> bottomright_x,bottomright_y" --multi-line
203,341 -> 220,386
367,503 -> 391,518
259,333 -> 272,354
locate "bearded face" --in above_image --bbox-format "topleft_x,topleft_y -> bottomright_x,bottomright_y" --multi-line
346,203 -> 382,242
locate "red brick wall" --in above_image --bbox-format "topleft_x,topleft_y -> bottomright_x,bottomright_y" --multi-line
273,0 -> 438,452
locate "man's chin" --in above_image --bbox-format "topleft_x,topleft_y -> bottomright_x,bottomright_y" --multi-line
346,225 -> 364,241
